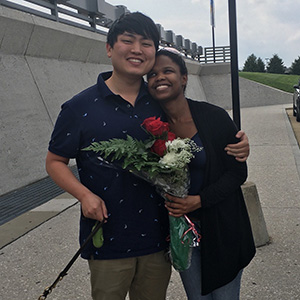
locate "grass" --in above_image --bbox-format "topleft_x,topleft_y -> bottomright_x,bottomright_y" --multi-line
239,72 -> 300,93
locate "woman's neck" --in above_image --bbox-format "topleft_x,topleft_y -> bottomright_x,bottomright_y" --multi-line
161,96 -> 192,124
161,96 -> 197,139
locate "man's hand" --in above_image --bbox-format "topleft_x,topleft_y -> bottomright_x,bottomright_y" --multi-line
80,192 -> 108,222
225,130 -> 250,162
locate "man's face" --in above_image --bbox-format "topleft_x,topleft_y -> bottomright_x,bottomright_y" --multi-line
106,32 -> 156,79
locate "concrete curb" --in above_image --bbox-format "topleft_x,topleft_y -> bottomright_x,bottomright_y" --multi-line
0,193 -> 77,249
1,182 -> 270,250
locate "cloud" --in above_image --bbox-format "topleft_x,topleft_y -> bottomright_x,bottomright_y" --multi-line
107,0 -> 299,67
10,0 -> 300,68
237,0 -> 299,67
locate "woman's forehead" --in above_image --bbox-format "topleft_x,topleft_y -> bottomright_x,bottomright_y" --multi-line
154,55 -> 177,67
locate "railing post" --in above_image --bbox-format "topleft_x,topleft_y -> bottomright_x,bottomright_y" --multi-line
50,0 -> 58,21
89,14 -> 97,31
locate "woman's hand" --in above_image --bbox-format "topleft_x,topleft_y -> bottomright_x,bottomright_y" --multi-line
164,194 -> 201,217
225,130 -> 250,162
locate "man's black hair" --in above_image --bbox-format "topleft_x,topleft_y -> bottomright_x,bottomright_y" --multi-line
107,12 -> 160,50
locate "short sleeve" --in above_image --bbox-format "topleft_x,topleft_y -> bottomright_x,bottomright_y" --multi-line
48,102 -> 81,158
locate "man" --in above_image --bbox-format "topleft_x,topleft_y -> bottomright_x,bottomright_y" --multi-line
46,12 -> 249,300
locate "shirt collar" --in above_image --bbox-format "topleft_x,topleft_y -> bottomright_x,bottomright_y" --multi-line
97,71 -> 150,102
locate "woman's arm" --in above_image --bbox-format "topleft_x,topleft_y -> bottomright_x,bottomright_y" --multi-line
199,108 -> 248,208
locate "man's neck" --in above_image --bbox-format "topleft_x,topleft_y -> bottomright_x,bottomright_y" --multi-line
105,72 -> 142,106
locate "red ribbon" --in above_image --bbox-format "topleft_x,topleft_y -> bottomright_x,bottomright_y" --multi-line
181,215 -> 202,245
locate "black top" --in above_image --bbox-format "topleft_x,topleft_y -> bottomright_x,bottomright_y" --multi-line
187,99 -> 256,295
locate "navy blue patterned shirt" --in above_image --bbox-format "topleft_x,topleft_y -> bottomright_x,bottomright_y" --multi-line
49,72 -> 169,259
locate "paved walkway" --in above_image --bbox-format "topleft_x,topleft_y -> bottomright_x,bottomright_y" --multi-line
0,104 -> 299,299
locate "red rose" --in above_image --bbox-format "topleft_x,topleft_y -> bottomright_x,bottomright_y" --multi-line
142,117 -> 170,137
141,117 -> 156,129
167,131 -> 176,141
151,139 -> 167,156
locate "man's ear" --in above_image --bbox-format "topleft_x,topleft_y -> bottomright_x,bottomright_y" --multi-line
106,43 -> 112,58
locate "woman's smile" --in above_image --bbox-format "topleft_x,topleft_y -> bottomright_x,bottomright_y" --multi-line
155,84 -> 171,91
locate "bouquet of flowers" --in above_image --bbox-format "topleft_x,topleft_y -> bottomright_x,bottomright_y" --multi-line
83,116 -> 202,271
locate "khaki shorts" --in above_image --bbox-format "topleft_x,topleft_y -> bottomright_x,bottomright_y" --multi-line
88,250 -> 171,300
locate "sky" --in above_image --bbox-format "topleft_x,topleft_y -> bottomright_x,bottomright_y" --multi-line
8,0 -> 300,69
107,0 -> 300,69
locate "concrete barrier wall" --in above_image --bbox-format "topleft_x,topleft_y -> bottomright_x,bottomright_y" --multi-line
0,54 -> 115,195
0,6 -> 113,195
239,77 -> 292,108
198,63 -> 292,110
0,6 -> 292,195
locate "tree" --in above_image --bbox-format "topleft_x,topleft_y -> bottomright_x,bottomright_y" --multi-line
243,54 -> 265,72
256,57 -> 265,72
266,54 -> 285,74
290,56 -> 300,75
243,54 -> 258,72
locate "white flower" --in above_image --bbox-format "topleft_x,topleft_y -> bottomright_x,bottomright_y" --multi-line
160,138 -> 202,170
166,138 -> 190,152
160,149 -> 195,169
176,149 -> 194,166
159,152 -> 178,167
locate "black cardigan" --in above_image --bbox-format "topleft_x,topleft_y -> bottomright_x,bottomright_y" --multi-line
187,99 -> 256,295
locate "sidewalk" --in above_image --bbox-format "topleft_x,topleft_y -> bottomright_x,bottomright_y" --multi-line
0,104 -> 299,299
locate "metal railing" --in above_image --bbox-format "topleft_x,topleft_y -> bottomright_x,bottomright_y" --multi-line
198,46 -> 231,63
0,0 -> 230,63
0,0 -> 122,34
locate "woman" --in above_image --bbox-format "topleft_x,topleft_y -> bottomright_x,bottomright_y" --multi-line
147,49 -> 255,299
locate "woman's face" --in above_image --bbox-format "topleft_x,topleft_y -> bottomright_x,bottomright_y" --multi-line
147,55 -> 187,102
